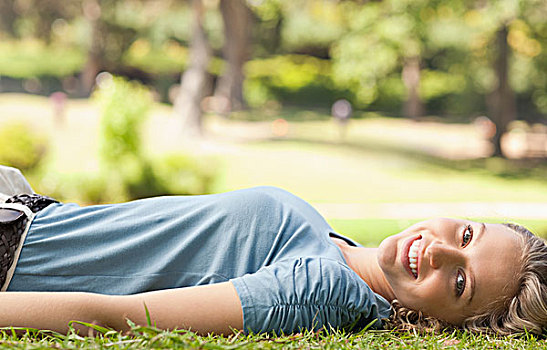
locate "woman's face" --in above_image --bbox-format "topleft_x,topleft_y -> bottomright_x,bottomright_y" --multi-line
377,218 -> 522,324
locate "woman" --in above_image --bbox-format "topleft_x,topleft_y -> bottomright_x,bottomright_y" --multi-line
0,166 -> 545,335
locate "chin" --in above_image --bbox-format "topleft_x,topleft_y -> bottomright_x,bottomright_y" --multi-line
377,235 -> 397,272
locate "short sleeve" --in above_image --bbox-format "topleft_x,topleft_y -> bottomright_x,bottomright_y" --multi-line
230,257 -> 391,334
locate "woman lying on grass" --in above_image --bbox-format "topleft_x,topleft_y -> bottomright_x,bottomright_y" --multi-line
0,166 -> 545,336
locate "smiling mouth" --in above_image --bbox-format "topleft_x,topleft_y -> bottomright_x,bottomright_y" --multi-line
402,236 -> 422,279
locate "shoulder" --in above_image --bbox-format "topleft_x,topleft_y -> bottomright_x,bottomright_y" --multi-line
233,257 -> 369,304
231,257 -> 390,333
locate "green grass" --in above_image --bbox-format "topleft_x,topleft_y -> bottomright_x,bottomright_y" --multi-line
2,324 -> 546,349
212,122 -> 547,204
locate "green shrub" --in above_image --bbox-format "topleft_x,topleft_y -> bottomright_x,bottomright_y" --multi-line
93,75 -> 153,200
92,75 -> 217,202
244,55 -> 352,108
0,122 -> 47,172
94,75 -> 152,166
153,154 -> 218,196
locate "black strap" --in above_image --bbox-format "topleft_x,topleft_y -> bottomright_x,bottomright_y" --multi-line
6,194 -> 59,213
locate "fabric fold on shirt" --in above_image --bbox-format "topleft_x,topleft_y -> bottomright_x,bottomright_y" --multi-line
231,257 -> 391,334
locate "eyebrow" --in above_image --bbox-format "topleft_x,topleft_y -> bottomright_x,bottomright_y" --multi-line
467,223 -> 486,305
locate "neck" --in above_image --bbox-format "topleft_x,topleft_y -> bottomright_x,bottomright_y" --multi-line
336,244 -> 395,301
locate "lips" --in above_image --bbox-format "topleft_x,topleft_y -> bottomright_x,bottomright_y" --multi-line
401,235 -> 422,279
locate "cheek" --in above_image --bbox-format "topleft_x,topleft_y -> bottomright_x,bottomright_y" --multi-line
393,277 -> 446,314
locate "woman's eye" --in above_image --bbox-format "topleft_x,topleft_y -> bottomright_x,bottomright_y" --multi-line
461,225 -> 473,247
455,271 -> 466,297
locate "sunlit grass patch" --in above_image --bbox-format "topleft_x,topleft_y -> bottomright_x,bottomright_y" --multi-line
0,323 -> 545,349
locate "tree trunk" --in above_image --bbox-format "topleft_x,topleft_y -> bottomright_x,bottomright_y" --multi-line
80,0 -> 103,96
174,0 -> 212,137
0,0 -> 17,37
402,56 -> 424,119
488,25 -> 516,157
214,0 -> 251,113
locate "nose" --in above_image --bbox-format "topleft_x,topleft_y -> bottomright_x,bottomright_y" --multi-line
427,242 -> 463,269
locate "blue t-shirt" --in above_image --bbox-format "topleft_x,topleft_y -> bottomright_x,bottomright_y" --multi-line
8,186 -> 391,333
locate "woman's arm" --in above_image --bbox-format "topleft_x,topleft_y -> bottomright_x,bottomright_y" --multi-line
0,281 -> 243,335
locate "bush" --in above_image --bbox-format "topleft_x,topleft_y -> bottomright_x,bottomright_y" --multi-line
244,55 -> 352,108
90,74 -> 217,203
153,154 -> 218,196
94,75 -> 152,166
0,122 -> 47,172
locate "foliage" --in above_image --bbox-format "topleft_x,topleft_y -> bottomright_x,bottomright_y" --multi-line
0,122 -> 47,173
36,154 -> 219,205
280,1 -> 347,52
0,40 -> 85,78
0,0 -> 545,123
152,154 -> 218,196
0,323 -> 546,349
123,39 -> 188,75
90,75 -> 217,203
244,54 -> 351,108
327,0 -> 547,116
95,75 -> 151,166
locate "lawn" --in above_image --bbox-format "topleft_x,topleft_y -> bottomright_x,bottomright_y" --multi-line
1,323 -> 545,349
0,94 -> 546,348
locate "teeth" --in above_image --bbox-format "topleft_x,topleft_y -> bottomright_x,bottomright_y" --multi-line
408,238 -> 421,277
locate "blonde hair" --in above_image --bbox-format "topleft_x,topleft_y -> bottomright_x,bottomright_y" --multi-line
385,223 -> 547,335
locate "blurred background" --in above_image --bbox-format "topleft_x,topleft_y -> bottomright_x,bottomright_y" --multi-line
0,0 -> 546,243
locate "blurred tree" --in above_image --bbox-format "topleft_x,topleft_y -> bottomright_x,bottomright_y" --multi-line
247,0 -> 284,56
174,0 -> 212,137
513,0 -> 547,118
489,23 -> 516,157
0,0 -> 17,36
80,0 -> 140,95
214,0 -> 252,112
279,0 -> 345,58
80,0 -> 103,94
467,0 -> 545,156
331,0 -> 432,116
0,0 -> 81,41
